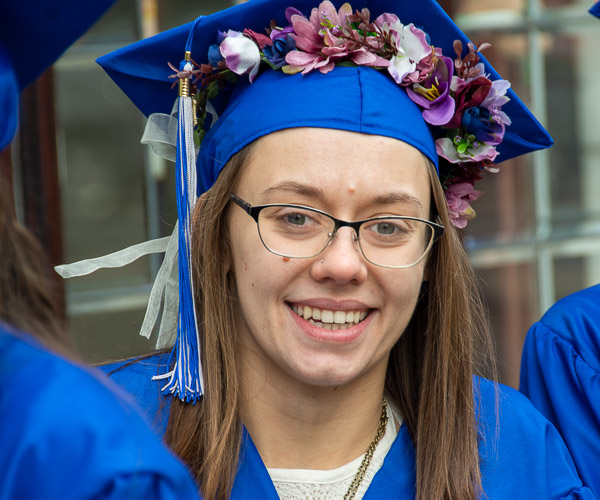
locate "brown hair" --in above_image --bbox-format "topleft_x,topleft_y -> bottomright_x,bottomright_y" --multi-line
0,182 -> 68,355
165,145 -> 496,500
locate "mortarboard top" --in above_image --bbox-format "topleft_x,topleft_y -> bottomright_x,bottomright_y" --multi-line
591,2 -> 600,17
98,0 -> 553,186
0,0 -> 117,151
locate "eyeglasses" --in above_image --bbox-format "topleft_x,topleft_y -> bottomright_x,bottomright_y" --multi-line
230,194 -> 444,269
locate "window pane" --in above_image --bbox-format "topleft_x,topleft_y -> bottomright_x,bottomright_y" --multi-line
545,27 -> 600,228
72,308 -> 154,364
158,0 -> 236,31
455,0 -> 525,15
55,61 -> 150,292
478,262 -> 539,388
78,0 -> 138,44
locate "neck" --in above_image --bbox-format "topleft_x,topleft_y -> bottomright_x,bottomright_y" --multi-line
239,345 -> 388,470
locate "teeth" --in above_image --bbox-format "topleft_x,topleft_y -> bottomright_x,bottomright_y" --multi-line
321,310 -> 334,323
333,311 -> 346,324
291,304 -> 369,327
303,306 -> 312,320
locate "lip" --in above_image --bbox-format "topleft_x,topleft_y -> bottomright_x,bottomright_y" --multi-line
287,298 -> 371,311
286,302 -> 374,343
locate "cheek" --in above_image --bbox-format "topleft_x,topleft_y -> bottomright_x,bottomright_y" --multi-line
384,267 -> 426,322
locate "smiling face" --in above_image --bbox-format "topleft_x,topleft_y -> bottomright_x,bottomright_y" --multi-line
228,127 -> 433,390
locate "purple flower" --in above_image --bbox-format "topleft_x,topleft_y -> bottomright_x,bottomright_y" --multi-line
480,78 -> 512,133
406,54 -> 455,126
445,182 -> 480,228
284,6 -> 303,24
461,106 -> 504,145
264,34 -> 296,68
219,30 -> 261,83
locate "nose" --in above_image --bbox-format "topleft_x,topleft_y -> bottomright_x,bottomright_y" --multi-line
310,227 -> 367,285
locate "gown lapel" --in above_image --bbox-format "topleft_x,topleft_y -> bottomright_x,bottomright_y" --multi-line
231,426 -> 416,499
230,428 -> 281,500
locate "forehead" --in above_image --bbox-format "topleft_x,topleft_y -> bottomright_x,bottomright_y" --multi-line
237,128 -> 432,215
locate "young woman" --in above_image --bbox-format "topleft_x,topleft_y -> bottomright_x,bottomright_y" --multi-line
70,0 -> 594,498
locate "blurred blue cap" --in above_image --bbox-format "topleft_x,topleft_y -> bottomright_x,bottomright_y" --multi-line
0,0 -> 117,151
591,2 -> 600,17
98,0 -> 553,192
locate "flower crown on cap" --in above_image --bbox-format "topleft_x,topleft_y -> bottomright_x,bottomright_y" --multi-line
170,1 -> 511,228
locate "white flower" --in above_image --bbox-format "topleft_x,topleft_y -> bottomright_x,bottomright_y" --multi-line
220,30 -> 261,83
387,24 -> 431,84
436,137 -> 499,164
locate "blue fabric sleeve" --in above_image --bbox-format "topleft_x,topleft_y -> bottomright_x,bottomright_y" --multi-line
0,329 -> 200,500
99,352 -> 172,435
520,321 -> 600,494
475,378 -> 596,499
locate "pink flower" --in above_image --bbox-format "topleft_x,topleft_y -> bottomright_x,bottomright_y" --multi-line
284,1 -> 390,74
285,1 -> 353,74
436,137 -> 499,164
445,182 -> 480,228
219,30 -> 261,82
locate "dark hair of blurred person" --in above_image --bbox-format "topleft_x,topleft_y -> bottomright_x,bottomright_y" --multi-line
0,180 -> 68,354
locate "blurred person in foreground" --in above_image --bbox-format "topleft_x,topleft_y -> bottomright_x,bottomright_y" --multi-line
0,2 -> 201,498
519,4 -> 600,496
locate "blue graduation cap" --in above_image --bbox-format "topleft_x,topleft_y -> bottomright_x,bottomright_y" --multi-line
93,0 -> 553,402
0,0 -> 117,151
591,2 -> 600,17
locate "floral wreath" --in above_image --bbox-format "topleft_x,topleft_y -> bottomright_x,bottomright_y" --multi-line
170,1 -> 511,228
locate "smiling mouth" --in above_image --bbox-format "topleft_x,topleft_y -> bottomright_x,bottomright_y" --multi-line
289,304 -> 369,331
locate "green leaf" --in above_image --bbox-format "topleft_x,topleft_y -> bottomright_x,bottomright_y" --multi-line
206,83 -> 219,100
262,57 -> 280,71
224,71 -> 238,83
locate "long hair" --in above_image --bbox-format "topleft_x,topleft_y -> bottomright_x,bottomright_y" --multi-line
165,146 -> 496,500
0,182 -> 68,355
165,146 -> 255,500
386,164 -> 496,499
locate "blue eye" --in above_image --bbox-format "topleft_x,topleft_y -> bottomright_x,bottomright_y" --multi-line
373,222 -> 399,235
285,213 -> 307,226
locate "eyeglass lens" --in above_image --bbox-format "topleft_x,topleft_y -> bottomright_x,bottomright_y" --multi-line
256,205 -> 434,268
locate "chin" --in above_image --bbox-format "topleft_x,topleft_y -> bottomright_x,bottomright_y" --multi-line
283,352 -> 375,388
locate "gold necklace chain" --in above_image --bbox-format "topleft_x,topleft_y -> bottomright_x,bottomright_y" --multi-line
342,398 -> 388,500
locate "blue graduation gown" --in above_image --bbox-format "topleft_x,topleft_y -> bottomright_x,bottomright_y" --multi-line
105,353 -> 595,499
0,325 -> 201,500
520,284 -> 600,495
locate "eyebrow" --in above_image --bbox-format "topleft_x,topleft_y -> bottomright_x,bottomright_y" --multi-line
263,182 -> 325,199
262,182 -> 423,210
371,192 -> 423,210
